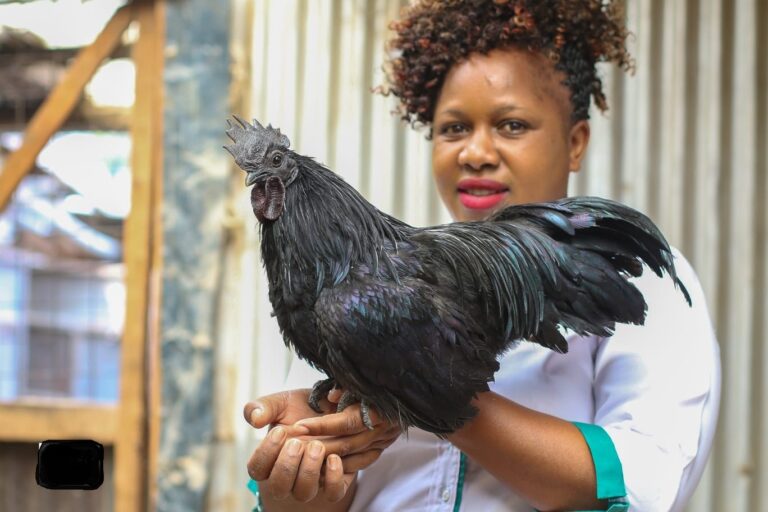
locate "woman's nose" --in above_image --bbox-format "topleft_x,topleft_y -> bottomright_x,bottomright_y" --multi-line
457,127 -> 500,172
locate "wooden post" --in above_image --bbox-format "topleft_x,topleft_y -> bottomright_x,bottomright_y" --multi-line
147,0 -> 167,508
115,1 -> 164,511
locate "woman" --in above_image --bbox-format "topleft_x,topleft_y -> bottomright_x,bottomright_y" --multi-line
243,1 -> 720,510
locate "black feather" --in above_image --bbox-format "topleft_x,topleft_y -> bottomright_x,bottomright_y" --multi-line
226,118 -> 691,434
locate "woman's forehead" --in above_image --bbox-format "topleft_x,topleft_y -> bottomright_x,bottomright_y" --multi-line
438,48 -> 572,116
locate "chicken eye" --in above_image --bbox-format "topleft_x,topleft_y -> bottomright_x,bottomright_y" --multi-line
271,153 -> 283,167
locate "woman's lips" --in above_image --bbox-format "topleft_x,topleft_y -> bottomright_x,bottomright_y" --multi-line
457,178 -> 509,210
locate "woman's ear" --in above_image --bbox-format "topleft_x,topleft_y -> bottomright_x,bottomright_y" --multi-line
568,120 -> 590,173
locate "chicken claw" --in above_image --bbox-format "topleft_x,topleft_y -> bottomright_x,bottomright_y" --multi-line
308,378 -> 336,413
337,391 -> 375,430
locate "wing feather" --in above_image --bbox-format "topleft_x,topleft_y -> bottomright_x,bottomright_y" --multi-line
314,276 -> 498,434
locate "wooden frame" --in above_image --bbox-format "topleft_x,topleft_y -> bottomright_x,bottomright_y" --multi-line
0,3 -> 133,212
116,1 -> 165,511
0,2 -> 164,511
0,402 -> 117,443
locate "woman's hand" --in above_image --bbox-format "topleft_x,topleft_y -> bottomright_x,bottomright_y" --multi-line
293,391 -> 402,472
244,389 -> 352,505
244,388 -> 330,435
243,388 -> 401,509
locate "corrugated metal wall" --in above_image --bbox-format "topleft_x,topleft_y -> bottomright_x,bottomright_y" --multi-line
211,1 -> 767,510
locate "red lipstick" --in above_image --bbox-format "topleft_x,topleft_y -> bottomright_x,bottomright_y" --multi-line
457,178 -> 509,210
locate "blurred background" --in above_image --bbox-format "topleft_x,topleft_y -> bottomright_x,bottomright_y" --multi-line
0,0 -> 764,511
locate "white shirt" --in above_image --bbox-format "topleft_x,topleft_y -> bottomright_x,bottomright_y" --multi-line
284,249 -> 721,512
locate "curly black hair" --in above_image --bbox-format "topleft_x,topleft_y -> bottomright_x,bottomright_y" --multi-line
381,0 -> 634,128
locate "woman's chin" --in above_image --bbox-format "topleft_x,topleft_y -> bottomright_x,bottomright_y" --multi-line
452,206 -> 502,222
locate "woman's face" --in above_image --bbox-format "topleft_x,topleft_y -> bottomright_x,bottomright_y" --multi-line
431,48 -> 590,222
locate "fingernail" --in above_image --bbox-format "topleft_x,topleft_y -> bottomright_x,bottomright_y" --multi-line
250,406 -> 264,423
308,441 -> 323,458
286,438 -> 301,456
293,421 -> 310,435
270,426 -> 286,443
328,455 -> 340,470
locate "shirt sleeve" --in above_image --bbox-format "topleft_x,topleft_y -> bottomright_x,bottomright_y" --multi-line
592,249 -> 720,511
572,421 -> 628,510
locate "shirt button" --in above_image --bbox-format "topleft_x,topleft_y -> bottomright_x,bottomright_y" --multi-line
441,488 -> 451,502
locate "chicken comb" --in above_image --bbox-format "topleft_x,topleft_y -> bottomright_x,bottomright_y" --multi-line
223,115 -> 291,165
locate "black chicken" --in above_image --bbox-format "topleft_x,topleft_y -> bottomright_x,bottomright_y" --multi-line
225,116 -> 690,435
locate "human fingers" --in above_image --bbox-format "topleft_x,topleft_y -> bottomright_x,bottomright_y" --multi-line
291,441 -> 325,503
327,387 -> 344,404
341,448 -> 384,473
320,424 -> 401,457
368,426 -> 401,451
244,390 -> 317,436
294,404 -> 382,436
244,392 -> 290,429
266,438 -> 305,500
321,454 -> 349,503
247,426 -> 288,482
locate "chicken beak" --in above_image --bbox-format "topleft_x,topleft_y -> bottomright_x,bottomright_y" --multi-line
245,172 -> 260,187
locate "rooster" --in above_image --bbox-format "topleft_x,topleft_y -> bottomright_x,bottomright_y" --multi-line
225,116 -> 690,435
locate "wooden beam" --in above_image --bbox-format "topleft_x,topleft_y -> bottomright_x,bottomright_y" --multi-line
115,1 -> 164,511
0,3 -> 134,213
0,402 -> 117,443
147,0 -> 166,509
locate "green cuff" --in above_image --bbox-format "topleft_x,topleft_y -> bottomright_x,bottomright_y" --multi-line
247,479 -> 264,512
572,421 -> 628,511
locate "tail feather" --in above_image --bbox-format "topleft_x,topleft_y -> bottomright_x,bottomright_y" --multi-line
492,196 -> 691,305
425,196 -> 691,354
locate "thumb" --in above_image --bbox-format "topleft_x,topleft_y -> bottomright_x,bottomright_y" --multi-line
243,392 -> 289,429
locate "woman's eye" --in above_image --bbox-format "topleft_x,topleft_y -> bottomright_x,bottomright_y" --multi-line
439,123 -> 466,136
271,153 -> 283,166
499,120 -> 528,134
